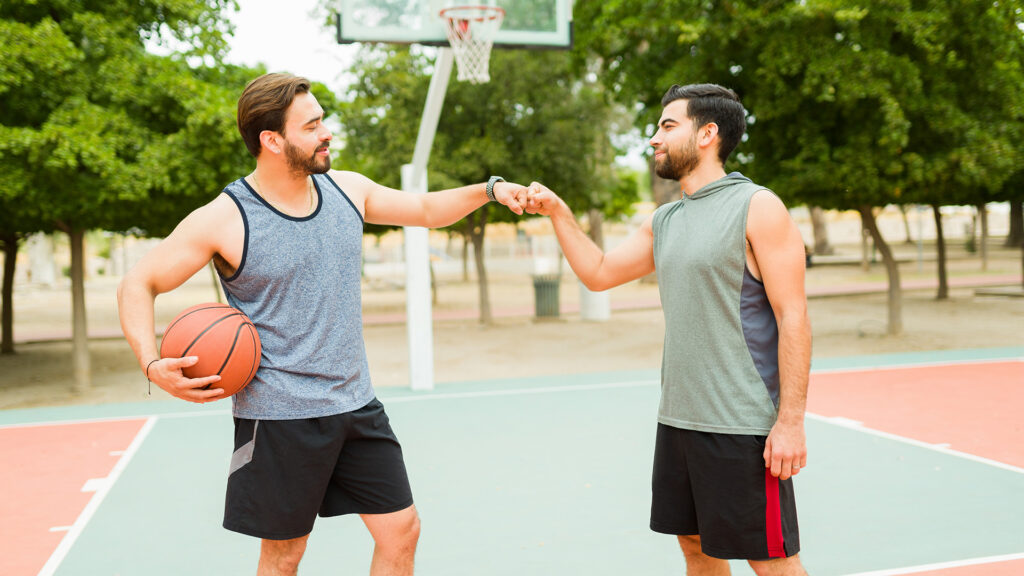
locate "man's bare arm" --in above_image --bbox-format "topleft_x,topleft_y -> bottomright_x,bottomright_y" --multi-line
747,190 -> 811,480
333,171 -> 527,228
527,182 -> 655,291
117,199 -> 233,402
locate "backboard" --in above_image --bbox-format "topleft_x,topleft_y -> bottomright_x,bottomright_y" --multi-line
336,0 -> 573,49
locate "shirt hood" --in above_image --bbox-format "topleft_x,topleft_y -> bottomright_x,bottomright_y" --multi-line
685,172 -> 751,201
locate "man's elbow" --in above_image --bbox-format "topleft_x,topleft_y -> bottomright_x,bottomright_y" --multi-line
582,277 -> 612,292
776,305 -> 811,334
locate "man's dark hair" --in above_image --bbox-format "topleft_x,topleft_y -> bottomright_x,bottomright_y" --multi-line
661,84 -> 746,164
237,73 -> 312,158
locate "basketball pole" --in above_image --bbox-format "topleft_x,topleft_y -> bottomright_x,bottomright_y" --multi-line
402,47 -> 455,391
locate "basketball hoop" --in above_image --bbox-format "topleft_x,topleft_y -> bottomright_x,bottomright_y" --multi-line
440,5 -> 505,84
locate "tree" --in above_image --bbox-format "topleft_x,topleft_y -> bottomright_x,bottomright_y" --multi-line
336,46 -> 636,323
892,2 -> 1024,298
0,0 -> 244,389
574,0 -> 1024,334
992,169 -> 1024,289
0,203 -> 47,354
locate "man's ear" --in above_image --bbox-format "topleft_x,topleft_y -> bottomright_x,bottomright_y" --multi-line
259,130 -> 282,155
698,123 -> 719,148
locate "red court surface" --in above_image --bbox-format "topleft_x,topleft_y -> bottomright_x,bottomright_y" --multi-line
0,418 -> 148,576
808,361 -> 1024,469
914,559 -> 1024,576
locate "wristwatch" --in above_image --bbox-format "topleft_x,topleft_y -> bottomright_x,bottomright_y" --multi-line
486,175 -> 504,202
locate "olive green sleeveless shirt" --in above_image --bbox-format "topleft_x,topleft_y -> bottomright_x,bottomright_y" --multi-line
652,173 -> 781,435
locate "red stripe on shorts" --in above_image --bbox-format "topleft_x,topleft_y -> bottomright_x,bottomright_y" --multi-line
764,469 -> 786,558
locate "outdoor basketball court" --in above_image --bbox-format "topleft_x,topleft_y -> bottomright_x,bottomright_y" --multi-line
2,346 -> 1022,575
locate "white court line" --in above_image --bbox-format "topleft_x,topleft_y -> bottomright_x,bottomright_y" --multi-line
384,379 -> 659,403
1,381 -> 659,429
5,353 -> 1022,430
0,410 -> 226,430
807,413 -> 1024,475
840,551 -> 1024,575
37,416 -> 158,576
810,356 -> 1024,375
0,414 -> 156,431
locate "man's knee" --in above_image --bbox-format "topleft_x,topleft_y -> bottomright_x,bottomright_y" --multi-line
677,534 -> 704,557
371,507 -> 421,554
260,536 -> 308,575
400,510 -> 421,548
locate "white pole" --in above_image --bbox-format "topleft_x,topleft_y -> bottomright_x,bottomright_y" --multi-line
411,48 -> 454,183
402,47 -> 455,391
402,165 -> 435,391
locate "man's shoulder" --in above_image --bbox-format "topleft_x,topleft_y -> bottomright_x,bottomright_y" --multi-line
326,169 -> 370,187
181,188 -> 242,230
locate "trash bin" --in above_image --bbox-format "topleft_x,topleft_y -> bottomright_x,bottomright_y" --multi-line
532,274 -> 561,318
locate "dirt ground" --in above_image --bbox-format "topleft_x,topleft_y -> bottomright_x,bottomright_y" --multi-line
1,243 -> 1021,411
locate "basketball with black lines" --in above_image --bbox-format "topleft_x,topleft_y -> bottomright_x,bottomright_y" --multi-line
159,303 -> 261,400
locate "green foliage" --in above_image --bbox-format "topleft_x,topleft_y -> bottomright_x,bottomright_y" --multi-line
573,0 -> 1024,212
335,46 -> 639,232
0,1 -> 281,238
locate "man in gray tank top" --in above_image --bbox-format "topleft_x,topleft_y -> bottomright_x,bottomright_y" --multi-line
118,73 -> 529,576
525,84 -> 812,575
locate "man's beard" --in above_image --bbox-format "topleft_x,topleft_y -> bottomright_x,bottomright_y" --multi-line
654,134 -> 699,181
284,139 -> 331,175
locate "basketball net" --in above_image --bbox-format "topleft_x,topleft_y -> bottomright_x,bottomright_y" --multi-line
440,5 -> 505,84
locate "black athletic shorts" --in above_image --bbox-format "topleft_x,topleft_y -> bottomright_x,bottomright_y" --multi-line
223,398 -> 414,540
650,423 -> 800,560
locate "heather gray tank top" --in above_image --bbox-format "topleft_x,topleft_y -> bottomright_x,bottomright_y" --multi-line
219,173 -> 374,420
652,173 -> 781,435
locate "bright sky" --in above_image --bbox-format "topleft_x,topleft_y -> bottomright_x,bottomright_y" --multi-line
223,0 -> 357,94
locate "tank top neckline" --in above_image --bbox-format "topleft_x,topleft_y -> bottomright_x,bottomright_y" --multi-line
239,175 -> 324,222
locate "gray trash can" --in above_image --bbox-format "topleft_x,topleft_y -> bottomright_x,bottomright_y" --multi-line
532,274 -> 561,318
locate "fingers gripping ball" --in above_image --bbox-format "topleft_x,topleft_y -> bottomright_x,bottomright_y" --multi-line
159,303 -> 261,400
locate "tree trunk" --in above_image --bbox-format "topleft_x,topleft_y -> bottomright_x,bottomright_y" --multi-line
860,221 -> 872,272
461,225 -> 470,282
69,227 -> 91,392
430,260 -> 437,306
1,233 -> 18,355
587,208 -> 605,249
468,211 -> 492,325
1005,200 -> 1023,248
977,203 -> 988,271
898,204 -> 915,244
932,205 -> 948,300
208,260 -> 223,303
858,206 -> 902,335
809,206 -> 834,255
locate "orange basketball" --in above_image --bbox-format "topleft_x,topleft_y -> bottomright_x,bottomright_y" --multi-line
159,303 -> 261,400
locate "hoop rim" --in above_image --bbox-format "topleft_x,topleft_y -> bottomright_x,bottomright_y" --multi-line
439,5 -> 506,20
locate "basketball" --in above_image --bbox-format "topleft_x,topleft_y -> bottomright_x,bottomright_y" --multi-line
159,303 -> 261,400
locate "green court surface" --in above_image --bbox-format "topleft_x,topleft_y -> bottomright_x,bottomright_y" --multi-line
2,348 -> 1022,575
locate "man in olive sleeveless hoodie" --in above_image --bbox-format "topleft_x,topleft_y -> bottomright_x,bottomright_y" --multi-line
119,73 -> 530,576
526,84 -> 811,575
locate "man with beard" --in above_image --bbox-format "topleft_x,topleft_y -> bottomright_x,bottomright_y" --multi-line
118,73 -> 528,576
525,84 -> 811,575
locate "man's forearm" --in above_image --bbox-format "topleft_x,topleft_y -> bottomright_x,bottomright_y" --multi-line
548,205 -> 607,289
420,184 -> 490,228
117,280 -> 161,373
775,310 -> 811,425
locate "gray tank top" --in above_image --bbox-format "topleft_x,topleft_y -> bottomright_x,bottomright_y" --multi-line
219,173 -> 375,420
652,172 -> 781,435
